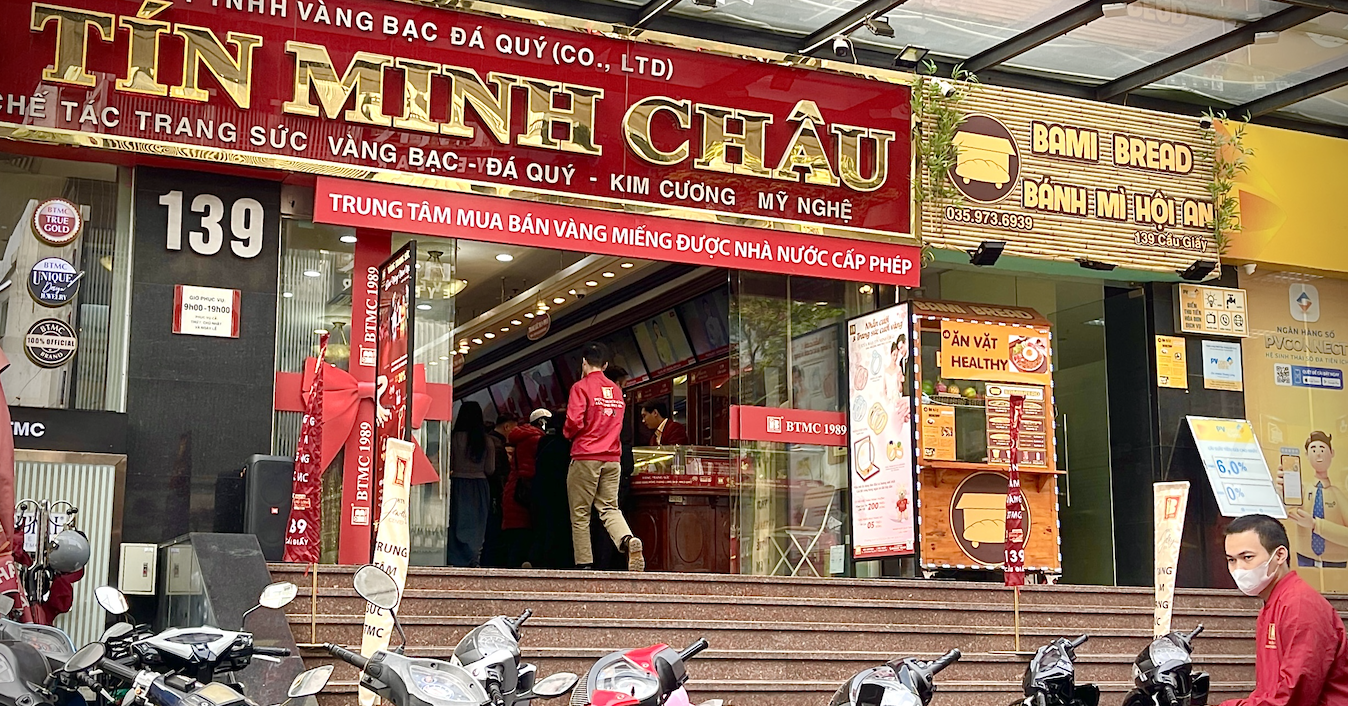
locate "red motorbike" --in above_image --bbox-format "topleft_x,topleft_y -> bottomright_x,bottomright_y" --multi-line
569,639 -> 709,706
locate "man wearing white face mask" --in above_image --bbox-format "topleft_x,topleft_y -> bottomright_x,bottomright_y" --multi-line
1221,514 -> 1348,706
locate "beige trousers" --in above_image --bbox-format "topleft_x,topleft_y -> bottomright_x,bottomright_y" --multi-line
566,459 -> 632,565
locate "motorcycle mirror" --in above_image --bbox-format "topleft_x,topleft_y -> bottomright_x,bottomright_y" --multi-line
287,664 -> 334,698
94,586 -> 130,616
529,673 -> 578,699
260,582 -> 299,610
100,623 -> 134,642
62,642 -> 105,673
353,565 -> 400,611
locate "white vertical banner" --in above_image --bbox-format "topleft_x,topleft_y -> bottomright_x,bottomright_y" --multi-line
358,438 -> 414,706
1153,481 -> 1190,636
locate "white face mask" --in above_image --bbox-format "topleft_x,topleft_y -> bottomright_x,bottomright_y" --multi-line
1231,549 -> 1285,596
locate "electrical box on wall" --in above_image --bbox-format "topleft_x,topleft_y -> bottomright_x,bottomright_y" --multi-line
119,543 -> 157,595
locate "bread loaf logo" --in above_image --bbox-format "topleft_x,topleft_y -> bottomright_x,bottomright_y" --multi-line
950,471 -> 1031,566
950,115 -> 1021,204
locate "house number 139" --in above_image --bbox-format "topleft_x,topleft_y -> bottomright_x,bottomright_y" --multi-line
159,190 -> 264,259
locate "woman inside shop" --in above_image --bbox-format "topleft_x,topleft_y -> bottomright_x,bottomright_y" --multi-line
447,401 -> 502,567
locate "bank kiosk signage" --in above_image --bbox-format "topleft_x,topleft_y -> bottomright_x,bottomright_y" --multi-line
8,0 -> 915,243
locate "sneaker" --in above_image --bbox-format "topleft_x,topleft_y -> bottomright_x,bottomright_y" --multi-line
625,537 -> 645,572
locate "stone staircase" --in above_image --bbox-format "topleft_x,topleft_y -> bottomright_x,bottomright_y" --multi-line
270,565 -> 1348,706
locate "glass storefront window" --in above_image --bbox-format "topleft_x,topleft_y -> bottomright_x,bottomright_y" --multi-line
0,153 -> 131,412
274,222 -> 455,565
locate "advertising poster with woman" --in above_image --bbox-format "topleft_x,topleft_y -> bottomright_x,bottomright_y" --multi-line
846,304 -> 915,558
376,242 -> 415,495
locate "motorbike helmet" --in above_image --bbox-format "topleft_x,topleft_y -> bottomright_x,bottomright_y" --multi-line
47,530 -> 89,574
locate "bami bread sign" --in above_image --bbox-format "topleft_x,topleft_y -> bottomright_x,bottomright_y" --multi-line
921,83 -> 1216,274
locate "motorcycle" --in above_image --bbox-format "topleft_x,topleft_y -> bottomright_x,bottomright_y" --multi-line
1123,626 -> 1209,706
568,638 -> 710,706
830,648 -> 962,706
60,641 -> 331,706
1014,635 -> 1098,706
325,564 -> 579,706
451,610 -> 542,706
93,581 -> 298,688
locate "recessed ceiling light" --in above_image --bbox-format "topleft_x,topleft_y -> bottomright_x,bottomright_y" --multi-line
416,303 -> 432,311
496,253 -> 514,262
339,234 -> 358,244
302,269 -> 321,278
439,355 -> 449,360
472,338 -> 483,344
620,262 -> 634,268
510,320 -> 522,325
313,328 -> 328,335
816,301 -> 828,306
585,280 -> 599,287
484,332 -> 496,339
539,304 -> 550,311
525,313 -> 535,319
428,361 -> 438,366
282,292 -> 294,298
501,327 -> 510,332
553,296 -> 566,304
602,272 -> 615,278
568,289 -> 578,295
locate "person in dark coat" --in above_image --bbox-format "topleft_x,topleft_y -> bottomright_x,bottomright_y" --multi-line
481,414 -> 517,567
531,410 -> 575,569
447,402 -> 501,567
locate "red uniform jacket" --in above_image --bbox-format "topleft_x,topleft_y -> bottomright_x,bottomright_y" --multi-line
564,371 -> 624,462
654,420 -> 688,446
1221,572 -> 1348,706
503,424 -> 543,530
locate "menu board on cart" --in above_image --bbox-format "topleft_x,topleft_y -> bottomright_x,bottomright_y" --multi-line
920,405 -> 956,462
846,303 -> 916,559
986,384 -> 1048,467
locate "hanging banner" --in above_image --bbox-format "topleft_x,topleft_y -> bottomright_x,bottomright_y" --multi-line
315,178 -> 920,288
846,303 -> 915,558
1153,481 -> 1190,636
1004,395 -> 1027,587
375,243 -> 416,519
358,438 -> 413,706
282,334 -> 326,564
938,320 -> 1051,386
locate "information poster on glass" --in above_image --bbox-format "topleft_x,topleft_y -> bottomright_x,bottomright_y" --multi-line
1187,416 -> 1285,518
846,303 -> 915,558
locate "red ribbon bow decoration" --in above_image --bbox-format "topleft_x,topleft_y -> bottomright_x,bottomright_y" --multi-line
274,361 -> 450,486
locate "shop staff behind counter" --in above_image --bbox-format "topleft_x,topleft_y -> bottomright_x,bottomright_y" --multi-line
641,402 -> 687,446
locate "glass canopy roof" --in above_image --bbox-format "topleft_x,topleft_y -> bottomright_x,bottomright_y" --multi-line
539,0 -> 1348,132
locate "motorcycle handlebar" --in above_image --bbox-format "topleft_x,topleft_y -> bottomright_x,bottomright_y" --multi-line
487,681 -> 505,706
679,639 -> 710,662
928,649 -> 962,675
512,610 -> 533,629
1069,635 -> 1090,649
325,643 -> 369,671
98,657 -> 140,683
1187,625 -> 1205,641
252,646 -> 291,658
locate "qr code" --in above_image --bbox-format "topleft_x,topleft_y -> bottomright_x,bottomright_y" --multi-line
1275,364 -> 1292,386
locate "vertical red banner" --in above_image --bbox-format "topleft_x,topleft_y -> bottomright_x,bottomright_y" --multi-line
375,242 -> 416,521
339,230 -> 389,564
284,334 -> 326,563
1004,394 -> 1027,587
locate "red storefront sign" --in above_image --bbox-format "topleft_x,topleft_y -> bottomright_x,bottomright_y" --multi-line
730,405 -> 848,447
315,178 -> 920,286
7,0 -> 912,238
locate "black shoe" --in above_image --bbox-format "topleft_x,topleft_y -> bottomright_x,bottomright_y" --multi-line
575,563 -> 594,570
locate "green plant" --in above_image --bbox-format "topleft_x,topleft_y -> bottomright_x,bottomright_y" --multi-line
1203,109 -> 1253,256
911,61 -> 978,266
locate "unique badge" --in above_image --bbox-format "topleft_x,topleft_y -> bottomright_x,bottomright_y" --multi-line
24,319 -> 77,368
31,199 -> 83,246
27,258 -> 81,307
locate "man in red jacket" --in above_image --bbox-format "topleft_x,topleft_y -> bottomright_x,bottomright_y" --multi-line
1222,514 -> 1348,706
564,342 -> 644,571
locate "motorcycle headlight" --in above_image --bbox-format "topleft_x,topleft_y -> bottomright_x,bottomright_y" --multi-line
470,624 -> 516,655
1033,646 -> 1071,675
595,660 -> 659,701
408,664 -> 480,704
1149,640 -> 1189,667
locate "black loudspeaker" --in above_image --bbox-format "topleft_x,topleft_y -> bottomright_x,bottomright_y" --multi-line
243,455 -> 293,561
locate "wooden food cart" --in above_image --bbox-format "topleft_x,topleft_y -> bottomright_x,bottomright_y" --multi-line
909,300 -> 1062,577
